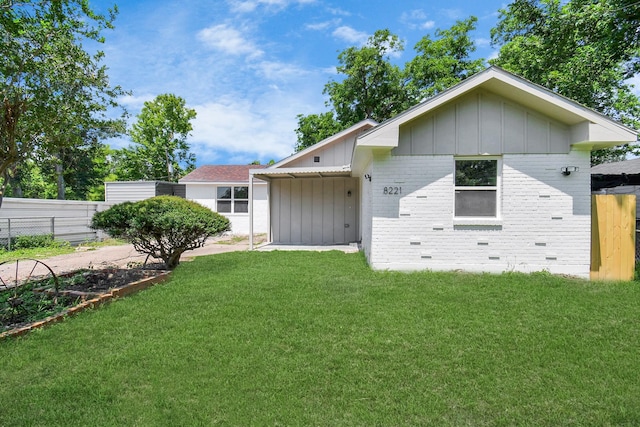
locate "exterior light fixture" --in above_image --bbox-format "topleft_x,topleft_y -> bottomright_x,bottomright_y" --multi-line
561,166 -> 579,176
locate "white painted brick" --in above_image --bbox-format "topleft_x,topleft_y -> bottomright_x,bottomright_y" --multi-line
365,151 -> 591,278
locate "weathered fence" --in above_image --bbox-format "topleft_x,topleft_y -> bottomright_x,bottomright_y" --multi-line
0,198 -> 113,247
591,194 -> 636,281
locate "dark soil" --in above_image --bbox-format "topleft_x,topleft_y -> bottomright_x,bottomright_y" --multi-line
59,268 -> 164,293
1,266 -> 167,333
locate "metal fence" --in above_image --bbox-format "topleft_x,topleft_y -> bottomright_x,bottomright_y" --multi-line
0,216 -> 97,250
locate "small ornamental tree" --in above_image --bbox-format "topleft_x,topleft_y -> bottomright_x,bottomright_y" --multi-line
91,196 -> 230,269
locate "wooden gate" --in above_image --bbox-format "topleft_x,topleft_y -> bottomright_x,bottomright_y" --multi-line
591,194 -> 636,281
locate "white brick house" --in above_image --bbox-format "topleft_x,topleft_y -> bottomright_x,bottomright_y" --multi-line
251,67 -> 637,278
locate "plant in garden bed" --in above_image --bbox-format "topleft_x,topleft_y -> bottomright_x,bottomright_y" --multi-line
1,266 -> 166,332
1,281 -> 80,331
91,196 -> 231,269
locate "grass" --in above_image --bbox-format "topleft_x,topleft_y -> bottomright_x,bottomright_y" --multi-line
0,238 -> 125,263
1,251 -> 639,426
0,245 -> 75,263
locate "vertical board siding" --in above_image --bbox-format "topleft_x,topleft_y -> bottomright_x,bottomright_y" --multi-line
591,194 -> 636,281
395,90 -> 570,156
271,177 -> 359,244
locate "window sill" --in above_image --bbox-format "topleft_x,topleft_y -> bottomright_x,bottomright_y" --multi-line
453,217 -> 503,227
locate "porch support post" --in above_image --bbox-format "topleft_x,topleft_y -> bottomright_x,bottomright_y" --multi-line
249,172 -> 254,250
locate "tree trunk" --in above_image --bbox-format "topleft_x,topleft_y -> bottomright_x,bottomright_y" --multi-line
166,250 -> 183,270
56,152 -> 65,200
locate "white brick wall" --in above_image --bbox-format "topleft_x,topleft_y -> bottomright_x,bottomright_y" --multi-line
365,150 -> 592,278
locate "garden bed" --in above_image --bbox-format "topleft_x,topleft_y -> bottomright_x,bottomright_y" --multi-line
1,267 -> 170,339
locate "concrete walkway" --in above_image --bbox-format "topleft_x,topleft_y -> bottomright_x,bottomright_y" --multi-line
0,236 -> 361,287
0,235 -> 254,286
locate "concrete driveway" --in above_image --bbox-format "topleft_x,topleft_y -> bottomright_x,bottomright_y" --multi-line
0,235 -> 255,286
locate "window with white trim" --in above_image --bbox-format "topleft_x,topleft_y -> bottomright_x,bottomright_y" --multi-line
216,186 -> 249,213
454,158 -> 499,217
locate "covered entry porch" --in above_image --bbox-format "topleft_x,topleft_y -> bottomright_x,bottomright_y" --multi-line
249,167 -> 360,249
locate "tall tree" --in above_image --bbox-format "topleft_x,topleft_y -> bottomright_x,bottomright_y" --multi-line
294,112 -> 343,152
0,0 -> 126,207
116,94 -> 197,182
295,21 -> 485,151
406,17 -> 485,101
325,29 -> 409,127
491,0 -> 640,164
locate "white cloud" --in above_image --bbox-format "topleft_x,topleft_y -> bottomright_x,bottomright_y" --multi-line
332,26 -> 369,45
422,20 -> 436,30
228,0 -> 316,14
475,37 -> 491,48
118,94 -> 156,110
305,19 -> 341,31
197,24 -> 264,58
441,8 -> 463,20
400,9 -> 436,30
252,60 -> 309,80
327,7 -> 351,16
626,75 -> 640,96
191,96 -> 300,161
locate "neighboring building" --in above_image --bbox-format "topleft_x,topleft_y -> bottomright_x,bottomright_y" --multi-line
180,165 -> 268,235
104,181 -> 185,203
250,67 -> 638,278
591,158 -> 640,223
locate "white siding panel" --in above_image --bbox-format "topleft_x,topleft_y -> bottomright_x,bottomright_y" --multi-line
312,179 -> 324,243
526,112 -> 549,152
457,99 -> 479,154
480,92 -> 503,154
301,179 -> 313,244
434,105 -> 457,154
503,103 -> 526,153
286,134 -> 355,168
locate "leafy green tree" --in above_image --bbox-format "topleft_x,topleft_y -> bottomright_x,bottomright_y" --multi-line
295,21 -> 485,150
91,196 -> 231,269
325,29 -> 410,126
0,0 -> 126,207
116,94 -> 197,182
491,0 -> 640,164
406,17 -> 485,101
294,112 -> 343,152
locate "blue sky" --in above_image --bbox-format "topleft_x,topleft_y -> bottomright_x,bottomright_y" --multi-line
92,0 -> 509,166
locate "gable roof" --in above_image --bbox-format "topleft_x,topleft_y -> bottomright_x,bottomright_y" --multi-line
180,164 -> 267,183
269,119 -> 378,169
356,66 -> 637,153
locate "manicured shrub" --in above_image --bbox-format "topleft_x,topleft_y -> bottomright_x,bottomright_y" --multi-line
91,196 -> 230,269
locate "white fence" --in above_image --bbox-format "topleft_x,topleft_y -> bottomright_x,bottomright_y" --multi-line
0,198 -> 113,247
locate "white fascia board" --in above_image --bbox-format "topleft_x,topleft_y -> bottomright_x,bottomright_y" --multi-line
270,119 -> 377,169
356,66 -> 637,149
570,121 -> 637,150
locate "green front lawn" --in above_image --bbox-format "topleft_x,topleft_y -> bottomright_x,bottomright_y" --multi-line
1,251 -> 639,426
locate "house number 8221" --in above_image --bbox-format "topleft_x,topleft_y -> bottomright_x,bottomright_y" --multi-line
383,186 -> 402,195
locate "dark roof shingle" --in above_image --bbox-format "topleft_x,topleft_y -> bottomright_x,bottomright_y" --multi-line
180,165 -> 267,182
591,158 -> 640,175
